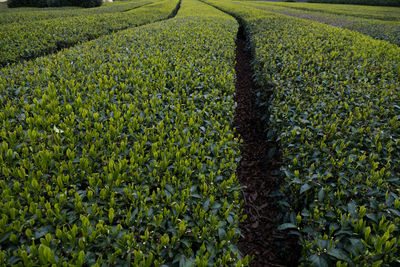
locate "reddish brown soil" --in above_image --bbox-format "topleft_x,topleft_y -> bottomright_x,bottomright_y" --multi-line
234,25 -> 300,267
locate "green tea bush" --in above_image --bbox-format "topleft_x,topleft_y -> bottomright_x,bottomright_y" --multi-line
203,0 -> 400,265
0,0 -> 178,66
245,2 -> 400,46
0,1 -> 153,25
0,0 -> 251,265
254,1 -> 400,21
307,0 -> 400,7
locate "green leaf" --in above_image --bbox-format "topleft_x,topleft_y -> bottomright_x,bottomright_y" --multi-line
218,228 -> 226,240
53,125 -> 64,134
0,232 -> 11,244
318,188 -> 324,201
310,254 -> 329,267
327,248 -> 352,263
300,183 -> 311,194
277,223 -> 297,230
34,226 -> 54,239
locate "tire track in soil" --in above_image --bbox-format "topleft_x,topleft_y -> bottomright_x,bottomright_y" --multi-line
234,24 -> 300,267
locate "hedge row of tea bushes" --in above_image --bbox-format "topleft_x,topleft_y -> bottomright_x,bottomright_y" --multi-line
245,2 -> 400,46
307,0 -> 400,7
253,1 -> 400,21
203,0 -> 400,265
7,0 -> 103,8
0,0 -> 252,265
0,0 -> 152,25
0,0 -> 177,67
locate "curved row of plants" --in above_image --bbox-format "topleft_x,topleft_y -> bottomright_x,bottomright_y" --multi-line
258,1 -> 400,21
0,0 -> 179,67
306,0 -> 400,8
203,0 -> 400,266
0,0 -> 252,265
244,1 -> 400,46
0,0 -> 153,25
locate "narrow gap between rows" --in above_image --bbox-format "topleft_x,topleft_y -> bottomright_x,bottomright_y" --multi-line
233,23 -> 300,267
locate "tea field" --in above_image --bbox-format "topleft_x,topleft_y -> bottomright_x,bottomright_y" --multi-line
0,0 -> 180,66
0,0 -> 399,266
244,1 -> 400,46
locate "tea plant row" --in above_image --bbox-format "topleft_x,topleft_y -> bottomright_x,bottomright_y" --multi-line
203,0 -> 400,266
245,1 -> 400,46
307,0 -> 400,7
0,0 -> 179,67
262,1 -> 400,21
0,0 -> 153,25
0,0 -> 252,265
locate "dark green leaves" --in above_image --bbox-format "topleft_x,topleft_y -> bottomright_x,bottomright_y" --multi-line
326,249 -> 352,263
310,254 -> 329,267
277,223 -> 297,231
204,0 -> 400,265
0,0 -> 249,265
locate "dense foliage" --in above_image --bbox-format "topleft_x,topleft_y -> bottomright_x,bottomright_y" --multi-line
245,1 -> 400,46
203,0 -> 400,265
246,1 -> 400,21
0,0 -> 179,66
307,0 -> 400,7
0,0 -> 153,24
1,0 -> 400,265
8,0 -> 103,8
0,0 -> 252,265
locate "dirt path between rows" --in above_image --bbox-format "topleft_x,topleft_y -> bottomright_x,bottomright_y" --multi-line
233,24 -> 300,267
